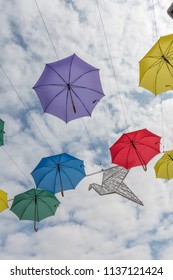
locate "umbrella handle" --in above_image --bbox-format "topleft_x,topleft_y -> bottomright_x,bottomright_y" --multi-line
34,220 -> 38,232
142,165 -> 147,171
61,189 -> 64,197
72,99 -> 76,113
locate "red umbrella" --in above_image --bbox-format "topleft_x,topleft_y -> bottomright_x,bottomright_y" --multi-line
110,129 -> 161,171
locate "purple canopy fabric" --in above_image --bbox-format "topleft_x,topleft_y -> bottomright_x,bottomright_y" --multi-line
33,54 -> 105,123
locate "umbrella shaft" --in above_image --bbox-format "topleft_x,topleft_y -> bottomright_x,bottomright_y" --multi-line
162,55 -> 173,67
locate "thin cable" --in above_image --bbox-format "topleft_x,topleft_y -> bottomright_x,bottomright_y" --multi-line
0,65 -> 54,155
160,95 -> 165,152
82,119 -> 103,170
151,0 -> 158,40
34,0 -> 59,60
151,0 -> 165,151
86,169 -> 103,177
95,0 -> 129,131
2,146 -> 34,186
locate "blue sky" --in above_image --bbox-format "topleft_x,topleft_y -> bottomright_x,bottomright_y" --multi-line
1,0 -> 173,259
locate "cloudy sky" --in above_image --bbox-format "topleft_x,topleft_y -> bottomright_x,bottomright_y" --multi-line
1,0 -> 173,260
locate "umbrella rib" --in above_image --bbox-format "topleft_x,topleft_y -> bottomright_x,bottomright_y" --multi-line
43,87 -> 67,112
33,83 -> 66,89
163,60 -> 173,79
17,199 -> 33,220
121,134 -> 148,166
140,59 -> 163,85
167,159 -> 170,179
72,85 -> 104,96
70,69 -> 99,85
54,171 -> 59,194
46,64 -> 67,84
60,169 -> 76,189
33,167 -> 56,188
70,88 -> 92,116
48,157 -> 81,169
125,144 -> 132,169
0,198 -> 8,208
134,142 -> 160,153
60,165 -> 86,176
11,196 -> 32,208
38,197 -> 57,217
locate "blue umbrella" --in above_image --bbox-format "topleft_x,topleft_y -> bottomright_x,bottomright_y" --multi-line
31,153 -> 86,196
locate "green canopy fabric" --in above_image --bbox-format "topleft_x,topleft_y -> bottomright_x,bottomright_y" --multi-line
0,119 -> 5,146
10,188 -> 60,231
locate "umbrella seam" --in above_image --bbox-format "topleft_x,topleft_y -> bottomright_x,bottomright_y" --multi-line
32,167 -> 57,188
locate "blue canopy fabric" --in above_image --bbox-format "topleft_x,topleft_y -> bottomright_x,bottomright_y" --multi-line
31,153 -> 86,196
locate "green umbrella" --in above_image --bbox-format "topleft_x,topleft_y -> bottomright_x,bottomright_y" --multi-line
10,188 -> 60,232
0,119 -> 5,146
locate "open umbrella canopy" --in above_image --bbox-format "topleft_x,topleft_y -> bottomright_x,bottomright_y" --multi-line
139,34 -> 173,95
89,166 -> 143,205
0,119 -> 5,146
154,150 -> 173,180
33,54 -> 105,123
31,153 -> 86,196
0,190 -> 8,213
10,188 -> 60,231
110,128 -> 161,171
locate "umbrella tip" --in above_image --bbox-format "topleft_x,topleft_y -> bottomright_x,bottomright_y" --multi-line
142,165 -> 147,171
34,225 -> 38,232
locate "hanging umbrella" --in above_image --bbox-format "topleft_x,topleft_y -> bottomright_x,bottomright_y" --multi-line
110,128 -> 161,171
139,34 -> 173,95
0,119 -> 5,146
89,166 -> 143,205
10,188 -> 60,232
154,150 -> 173,179
31,153 -> 86,196
0,190 -> 8,213
33,54 -> 105,123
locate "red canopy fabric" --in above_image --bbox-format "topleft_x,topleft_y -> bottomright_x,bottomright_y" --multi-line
110,129 -> 161,170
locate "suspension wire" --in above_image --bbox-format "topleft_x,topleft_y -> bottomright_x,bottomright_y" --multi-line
160,94 -> 165,152
0,65 -> 54,155
95,0 -> 129,131
82,119 -> 103,170
151,0 -> 158,40
34,0 -> 59,60
86,169 -> 103,177
151,0 -> 165,152
1,146 -> 34,186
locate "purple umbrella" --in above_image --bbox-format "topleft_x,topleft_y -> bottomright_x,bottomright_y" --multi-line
33,54 -> 105,123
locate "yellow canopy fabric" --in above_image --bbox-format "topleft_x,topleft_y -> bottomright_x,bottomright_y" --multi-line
139,34 -> 173,95
154,150 -> 173,180
0,190 -> 8,213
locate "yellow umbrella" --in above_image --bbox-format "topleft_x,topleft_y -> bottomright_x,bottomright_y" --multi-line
139,34 -> 173,95
154,150 -> 173,179
0,190 -> 8,213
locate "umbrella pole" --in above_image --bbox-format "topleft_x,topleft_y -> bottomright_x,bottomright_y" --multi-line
58,164 -> 64,197
34,196 -> 38,232
71,99 -> 76,113
130,141 -> 147,171
162,55 -> 173,68
68,88 -> 76,113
